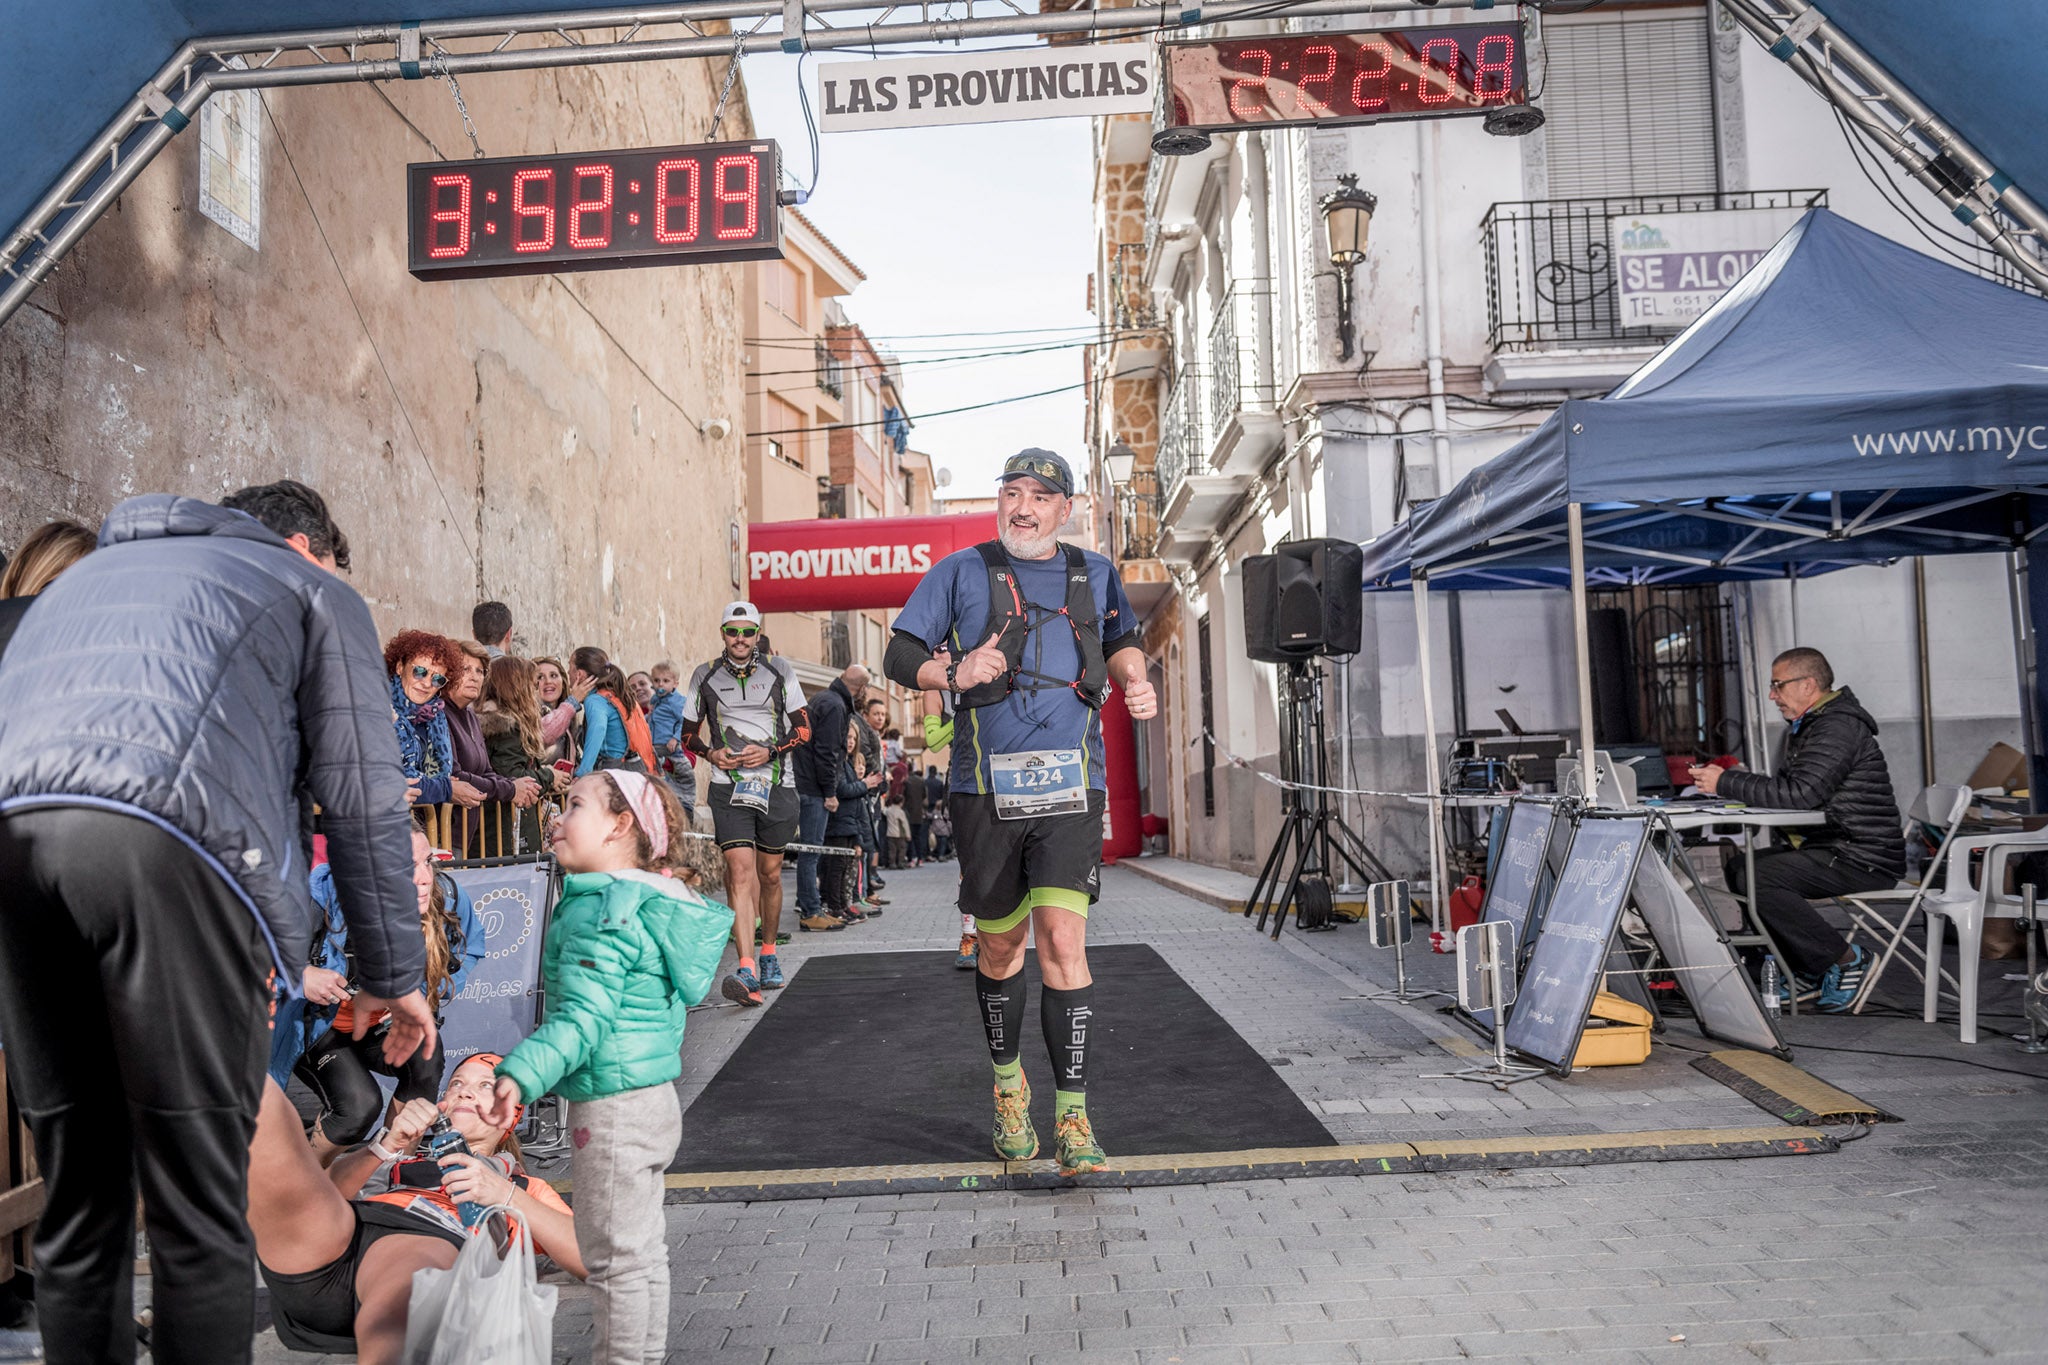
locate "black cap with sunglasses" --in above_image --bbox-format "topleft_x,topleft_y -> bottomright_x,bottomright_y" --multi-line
998,448 -> 1075,498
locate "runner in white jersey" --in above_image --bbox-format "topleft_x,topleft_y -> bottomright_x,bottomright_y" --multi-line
682,601 -> 811,1005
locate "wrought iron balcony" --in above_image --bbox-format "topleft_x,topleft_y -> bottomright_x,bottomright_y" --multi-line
1481,189 -> 1826,352
1205,278 -> 1277,435
1114,468 -> 1163,561
1155,365 -> 1205,501
823,617 -> 853,670
815,340 -> 844,398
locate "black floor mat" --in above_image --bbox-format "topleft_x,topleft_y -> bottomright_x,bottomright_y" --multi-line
671,943 -> 1334,1173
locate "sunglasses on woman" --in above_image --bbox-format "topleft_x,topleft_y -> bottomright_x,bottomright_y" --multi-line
723,625 -> 759,639
410,665 -> 448,687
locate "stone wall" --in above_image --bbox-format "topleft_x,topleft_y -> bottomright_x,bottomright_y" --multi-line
0,54 -> 751,668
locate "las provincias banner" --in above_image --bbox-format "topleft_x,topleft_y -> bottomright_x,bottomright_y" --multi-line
813,45 -> 1154,133
748,514 -> 993,613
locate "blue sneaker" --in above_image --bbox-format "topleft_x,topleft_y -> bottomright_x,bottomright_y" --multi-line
758,954 -> 785,990
721,967 -> 763,1007
1815,946 -> 1871,1013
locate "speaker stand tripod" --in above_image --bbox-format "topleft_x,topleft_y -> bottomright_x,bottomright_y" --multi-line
1247,660 -> 1395,939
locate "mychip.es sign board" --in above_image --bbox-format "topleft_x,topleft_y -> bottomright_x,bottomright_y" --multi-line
815,46 -> 1154,132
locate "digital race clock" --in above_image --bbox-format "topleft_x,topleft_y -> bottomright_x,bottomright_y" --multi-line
406,139 -> 783,281
1159,23 -> 1527,133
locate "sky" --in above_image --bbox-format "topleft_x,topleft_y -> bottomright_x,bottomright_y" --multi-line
739,46 -> 1099,500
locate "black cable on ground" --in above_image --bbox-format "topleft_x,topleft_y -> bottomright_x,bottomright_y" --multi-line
1787,1039 -> 2048,1082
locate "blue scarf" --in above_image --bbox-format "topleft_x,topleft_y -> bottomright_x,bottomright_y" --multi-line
389,672 -> 453,779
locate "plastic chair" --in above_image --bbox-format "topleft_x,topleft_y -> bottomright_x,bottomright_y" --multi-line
1837,783 -> 1971,1013
1922,826 -> 2048,1043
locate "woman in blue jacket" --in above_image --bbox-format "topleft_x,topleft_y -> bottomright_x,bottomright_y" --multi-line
287,830 -> 486,1163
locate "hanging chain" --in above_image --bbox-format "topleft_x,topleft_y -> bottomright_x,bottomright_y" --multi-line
426,43 -> 487,159
707,31 -> 747,140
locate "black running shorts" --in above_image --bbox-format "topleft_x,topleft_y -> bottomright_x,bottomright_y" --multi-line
951,789 -> 1104,926
709,782 -> 800,853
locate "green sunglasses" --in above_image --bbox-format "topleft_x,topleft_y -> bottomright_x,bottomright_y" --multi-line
723,625 -> 760,638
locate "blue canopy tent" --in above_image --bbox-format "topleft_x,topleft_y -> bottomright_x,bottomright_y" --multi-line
1357,208 -> 2048,919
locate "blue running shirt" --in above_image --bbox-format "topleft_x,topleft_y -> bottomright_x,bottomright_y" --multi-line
893,542 -> 1139,795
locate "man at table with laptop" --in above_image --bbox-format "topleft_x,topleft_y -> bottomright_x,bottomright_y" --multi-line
1687,646 -> 1905,1011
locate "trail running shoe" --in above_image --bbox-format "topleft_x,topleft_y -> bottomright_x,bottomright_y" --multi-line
1815,945 -> 1871,1013
992,1076 -> 1038,1161
954,933 -> 978,971
721,967 -> 763,1007
758,955 -> 785,990
1054,1108 -> 1107,1176
798,913 -> 843,933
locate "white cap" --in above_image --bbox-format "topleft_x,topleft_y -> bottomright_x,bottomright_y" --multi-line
722,601 -> 763,628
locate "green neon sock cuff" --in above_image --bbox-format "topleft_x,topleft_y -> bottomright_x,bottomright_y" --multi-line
994,1058 -> 1024,1090
1054,1089 -> 1086,1115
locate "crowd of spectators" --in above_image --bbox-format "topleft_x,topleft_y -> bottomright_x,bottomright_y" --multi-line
0,506 -> 951,1358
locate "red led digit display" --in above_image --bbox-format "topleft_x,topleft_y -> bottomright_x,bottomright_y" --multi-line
407,139 -> 782,281
1162,23 -> 1526,132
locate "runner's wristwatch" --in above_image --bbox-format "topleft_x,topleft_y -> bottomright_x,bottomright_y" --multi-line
945,659 -> 960,693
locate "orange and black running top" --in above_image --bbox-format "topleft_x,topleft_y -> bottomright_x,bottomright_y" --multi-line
361,1152 -> 573,1259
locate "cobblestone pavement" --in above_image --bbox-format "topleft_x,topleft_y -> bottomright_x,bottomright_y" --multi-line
236,857 -> 2048,1364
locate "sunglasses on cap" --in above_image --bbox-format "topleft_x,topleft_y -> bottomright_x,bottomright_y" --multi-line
1004,455 -> 1064,483
723,624 -> 760,638
409,665 -> 448,687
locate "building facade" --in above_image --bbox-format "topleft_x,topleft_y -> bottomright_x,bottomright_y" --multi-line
740,219 -> 934,730
0,53 -> 753,666
1086,0 -> 2030,876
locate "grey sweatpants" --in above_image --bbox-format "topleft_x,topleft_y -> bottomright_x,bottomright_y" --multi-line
570,1083 -> 683,1365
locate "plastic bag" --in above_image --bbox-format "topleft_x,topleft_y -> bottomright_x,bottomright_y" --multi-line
401,1204 -> 558,1365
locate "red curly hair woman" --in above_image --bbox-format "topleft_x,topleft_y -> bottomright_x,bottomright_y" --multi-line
383,630 -> 479,808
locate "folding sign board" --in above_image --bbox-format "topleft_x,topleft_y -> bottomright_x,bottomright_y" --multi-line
1366,880 -> 1413,949
1630,850 -> 1789,1058
1504,814 -> 1650,1075
437,861 -> 557,1067
1459,799 -> 1559,1032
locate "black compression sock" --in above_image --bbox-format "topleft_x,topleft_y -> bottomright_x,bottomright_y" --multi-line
975,970 -> 1026,1088
1040,983 -> 1094,1103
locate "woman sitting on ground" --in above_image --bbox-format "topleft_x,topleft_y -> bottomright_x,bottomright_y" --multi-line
480,654 -> 564,851
386,630 -> 481,810
251,1053 -> 583,1361
296,828 -> 480,1165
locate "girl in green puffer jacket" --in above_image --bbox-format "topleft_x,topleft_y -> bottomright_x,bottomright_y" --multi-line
483,770 -> 732,1365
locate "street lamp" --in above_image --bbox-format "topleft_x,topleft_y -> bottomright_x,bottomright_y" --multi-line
1104,440 -> 1138,487
1319,174 -> 1377,363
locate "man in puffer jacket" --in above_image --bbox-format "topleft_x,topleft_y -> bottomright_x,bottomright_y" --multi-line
1690,647 -> 1905,1012
0,483 -> 428,1365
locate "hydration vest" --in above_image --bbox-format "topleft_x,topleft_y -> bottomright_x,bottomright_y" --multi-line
955,541 -> 1110,712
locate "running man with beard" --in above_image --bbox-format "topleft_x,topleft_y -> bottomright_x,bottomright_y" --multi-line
684,601 -> 811,1005
884,449 -> 1156,1175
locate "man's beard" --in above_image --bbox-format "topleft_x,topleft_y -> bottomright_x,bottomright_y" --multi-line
999,519 -> 1060,560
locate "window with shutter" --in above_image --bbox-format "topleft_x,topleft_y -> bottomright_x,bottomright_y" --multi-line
1542,4 -> 1717,199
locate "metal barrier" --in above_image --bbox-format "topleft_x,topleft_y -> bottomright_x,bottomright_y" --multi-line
419,800 -> 531,860
0,1054 -> 40,1284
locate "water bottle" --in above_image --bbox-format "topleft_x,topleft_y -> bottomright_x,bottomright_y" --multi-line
1760,956 -> 1783,1016
424,1115 -> 489,1228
